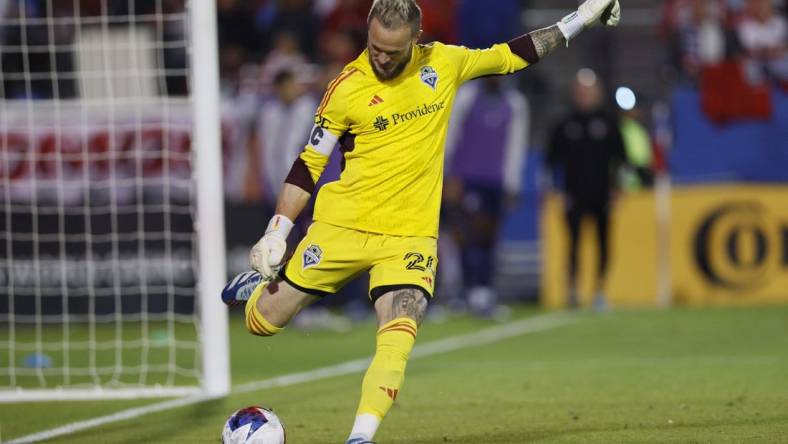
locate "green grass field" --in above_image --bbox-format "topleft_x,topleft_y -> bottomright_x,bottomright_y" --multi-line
2,305 -> 787,443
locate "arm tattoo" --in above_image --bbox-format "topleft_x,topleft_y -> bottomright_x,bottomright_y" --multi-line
529,25 -> 565,60
391,289 -> 428,325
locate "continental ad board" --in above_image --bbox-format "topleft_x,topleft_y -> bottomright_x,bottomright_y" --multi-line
541,185 -> 788,307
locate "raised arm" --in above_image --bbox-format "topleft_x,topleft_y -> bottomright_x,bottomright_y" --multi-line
508,0 -> 620,65
454,0 -> 620,83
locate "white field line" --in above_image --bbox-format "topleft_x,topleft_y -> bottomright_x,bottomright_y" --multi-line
5,312 -> 574,444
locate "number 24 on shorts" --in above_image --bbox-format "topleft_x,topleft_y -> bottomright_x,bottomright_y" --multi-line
403,252 -> 434,272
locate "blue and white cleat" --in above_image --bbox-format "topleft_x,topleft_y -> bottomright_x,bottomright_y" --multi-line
345,439 -> 376,444
221,271 -> 264,306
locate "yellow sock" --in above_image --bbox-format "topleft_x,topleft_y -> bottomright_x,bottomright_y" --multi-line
355,318 -> 418,421
244,283 -> 283,337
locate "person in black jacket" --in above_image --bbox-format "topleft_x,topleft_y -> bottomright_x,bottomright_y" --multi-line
546,68 -> 626,310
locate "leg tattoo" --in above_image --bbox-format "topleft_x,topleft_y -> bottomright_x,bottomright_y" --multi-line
391,288 -> 428,325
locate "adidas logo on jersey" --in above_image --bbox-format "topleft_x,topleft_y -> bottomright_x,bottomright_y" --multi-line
368,95 -> 384,106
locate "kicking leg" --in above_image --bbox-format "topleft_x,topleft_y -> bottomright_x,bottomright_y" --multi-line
245,277 -> 318,336
222,270 -> 317,336
346,287 -> 428,443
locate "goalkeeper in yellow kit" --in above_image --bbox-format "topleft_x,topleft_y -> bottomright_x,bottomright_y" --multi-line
221,0 -> 620,442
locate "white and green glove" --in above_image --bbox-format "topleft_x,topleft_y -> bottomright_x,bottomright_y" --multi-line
557,0 -> 621,42
249,215 -> 293,280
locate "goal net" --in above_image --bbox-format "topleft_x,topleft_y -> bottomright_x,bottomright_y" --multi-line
0,1 -> 229,401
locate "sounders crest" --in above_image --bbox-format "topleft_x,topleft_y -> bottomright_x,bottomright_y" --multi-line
420,66 -> 438,90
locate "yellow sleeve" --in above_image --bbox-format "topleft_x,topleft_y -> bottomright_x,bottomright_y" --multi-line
443,43 -> 529,84
315,67 -> 358,137
285,68 -> 358,192
305,68 -> 359,180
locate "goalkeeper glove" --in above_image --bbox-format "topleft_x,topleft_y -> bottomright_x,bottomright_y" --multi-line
249,215 -> 293,280
557,0 -> 621,42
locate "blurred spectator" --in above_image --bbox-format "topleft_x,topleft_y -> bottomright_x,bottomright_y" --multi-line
670,0 -> 729,81
444,77 -> 529,317
458,0 -> 521,48
663,0 -> 734,33
736,0 -> 788,85
255,69 -> 317,202
615,88 -> 655,192
259,31 -> 309,87
545,69 -> 627,311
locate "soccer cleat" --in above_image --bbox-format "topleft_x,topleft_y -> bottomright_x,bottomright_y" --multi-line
221,271 -> 264,306
345,439 -> 376,444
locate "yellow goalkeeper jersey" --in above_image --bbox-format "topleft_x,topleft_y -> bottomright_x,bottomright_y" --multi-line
299,42 -> 529,238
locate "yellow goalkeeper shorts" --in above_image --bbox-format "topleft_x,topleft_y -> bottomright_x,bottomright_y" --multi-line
280,221 -> 437,301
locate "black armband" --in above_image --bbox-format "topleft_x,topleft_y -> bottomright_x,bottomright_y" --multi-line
507,33 -> 540,65
284,157 -> 315,194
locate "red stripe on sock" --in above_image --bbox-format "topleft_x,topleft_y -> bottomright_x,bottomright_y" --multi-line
248,313 -> 272,336
379,326 -> 416,339
379,322 -> 417,337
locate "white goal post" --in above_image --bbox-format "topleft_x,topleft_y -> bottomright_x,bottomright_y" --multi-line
191,0 -> 230,398
0,1 -> 229,401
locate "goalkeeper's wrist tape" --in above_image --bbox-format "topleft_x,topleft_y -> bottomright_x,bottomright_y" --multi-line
557,10 -> 585,42
265,214 -> 294,239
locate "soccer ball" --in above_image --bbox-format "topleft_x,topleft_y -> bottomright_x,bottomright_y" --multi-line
222,406 -> 286,444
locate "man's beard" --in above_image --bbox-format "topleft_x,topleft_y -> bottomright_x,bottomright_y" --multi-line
369,48 -> 411,81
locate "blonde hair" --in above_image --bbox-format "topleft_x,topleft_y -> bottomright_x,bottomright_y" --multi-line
367,0 -> 422,35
